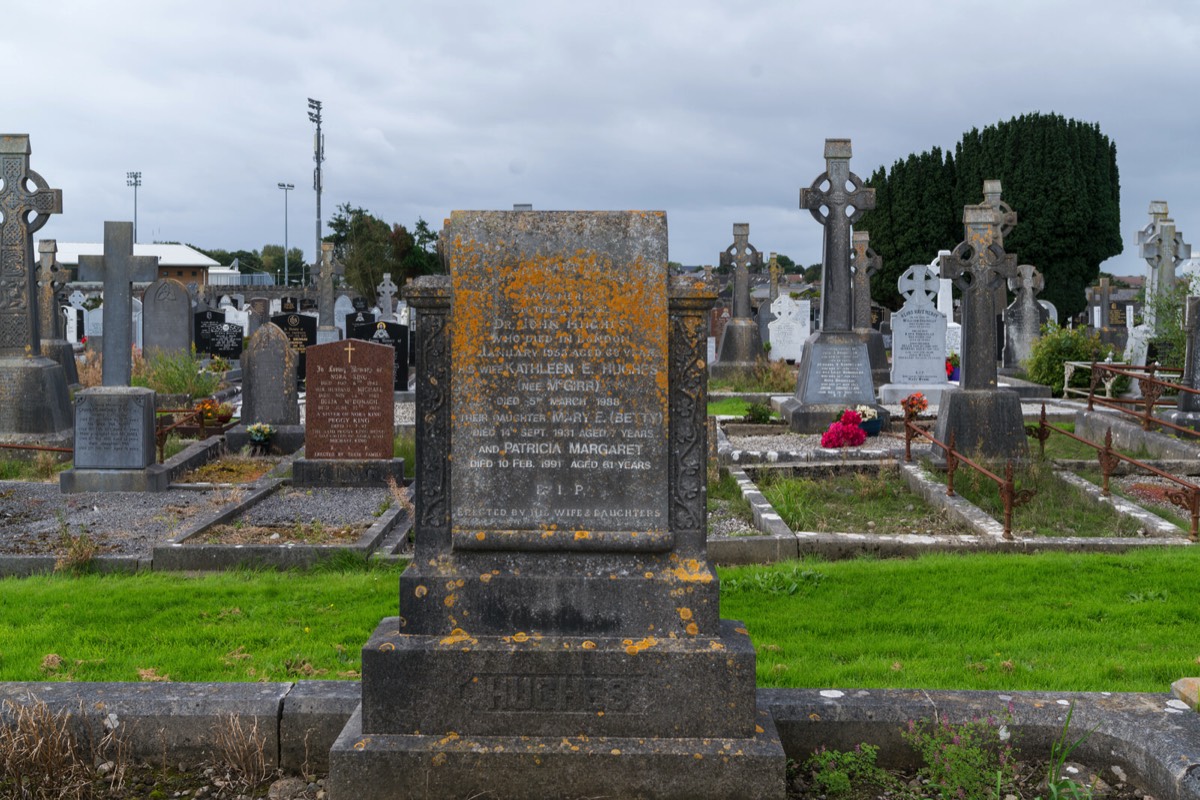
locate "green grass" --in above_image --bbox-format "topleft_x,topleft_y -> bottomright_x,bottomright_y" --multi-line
927,459 -> 1142,537
706,397 -> 780,419
1075,467 -> 1193,531
394,430 -> 416,478
1029,422 -> 1153,462
0,560 -> 403,682
3,551 -> 1198,693
721,550 -> 1200,691
0,454 -> 70,482
758,468 -> 968,535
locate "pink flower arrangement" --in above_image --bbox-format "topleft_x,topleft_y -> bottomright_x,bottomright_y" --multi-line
819,409 -> 867,448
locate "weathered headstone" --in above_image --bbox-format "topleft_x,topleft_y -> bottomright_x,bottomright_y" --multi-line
766,294 -> 810,362
711,223 -> 764,379
224,323 -> 304,455
78,222 -> 158,386
1002,263 -> 1048,369
1140,200 -> 1191,335
851,230 -> 889,385
982,180 -> 1018,358
932,203 -> 1027,462
782,139 -> 887,432
270,312 -> 317,383
36,241 -> 80,385
328,210 -> 785,799
316,242 -> 343,344
247,297 -> 270,337
0,134 -> 73,449
351,319 -> 409,390
141,278 -> 193,357
879,264 -> 949,404
1167,296 -> 1200,430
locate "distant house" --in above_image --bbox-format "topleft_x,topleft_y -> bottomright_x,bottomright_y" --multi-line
48,241 -> 220,286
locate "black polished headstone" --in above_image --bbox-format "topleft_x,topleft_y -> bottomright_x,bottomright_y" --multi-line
351,319 -> 408,390
270,313 -> 317,383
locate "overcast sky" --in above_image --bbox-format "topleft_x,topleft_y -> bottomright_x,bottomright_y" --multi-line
7,1 -> 1198,278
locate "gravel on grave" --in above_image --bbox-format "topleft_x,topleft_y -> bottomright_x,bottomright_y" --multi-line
725,430 -> 918,459
0,482 -> 396,558
0,482 -> 235,557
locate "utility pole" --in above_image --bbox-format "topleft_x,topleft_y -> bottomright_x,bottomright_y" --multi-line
126,171 -> 141,242
308,98 -> 324,287
278,182 -> 294,286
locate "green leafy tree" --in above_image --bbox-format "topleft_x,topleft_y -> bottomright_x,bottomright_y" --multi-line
325,205 -> 443,303
858,113 -> 1121,318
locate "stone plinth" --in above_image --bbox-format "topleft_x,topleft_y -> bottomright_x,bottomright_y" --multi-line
931,388 -> 1028,465
860,328 -> 890,386
291,458 -> 405,488
40,340 -> 79,387
60,386 -> 163,493
0,356 -> 74,451
710,318 -> 763,380
781,331 -> 888,433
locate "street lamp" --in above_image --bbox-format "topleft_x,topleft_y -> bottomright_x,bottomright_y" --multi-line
277,183 -> 294,286
308,98 -> 324,288
126,171 -> 141,242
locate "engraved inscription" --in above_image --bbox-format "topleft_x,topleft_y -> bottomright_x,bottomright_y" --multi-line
464,672 -> 649,715
449,218 -> 669,536
306,339 -> 394,459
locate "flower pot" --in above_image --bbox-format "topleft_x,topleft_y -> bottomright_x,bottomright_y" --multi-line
217,412 -> 233,424
949,366 -> 960,381
860,418 -> 882,437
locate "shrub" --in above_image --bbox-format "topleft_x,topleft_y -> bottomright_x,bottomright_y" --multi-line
743,402 -> 774,424
132,347 -> 222,397
1026,323 -> 1125,396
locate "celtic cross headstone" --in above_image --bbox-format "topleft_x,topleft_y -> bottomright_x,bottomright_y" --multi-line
800,139 -> 875,333
317,242 -> 344,329
938,205 -> 1017,391
713,223 -> 765,375
37,240 -> 62,341
1002,263 -> 1047,369
376,272 -> 398,320
0,135 -> 62,355
885,263 -> 947,389
851,231 -> 882,330
78,222 -> 159,386
1138,200 -> 1191,335
720,222 -> 762,319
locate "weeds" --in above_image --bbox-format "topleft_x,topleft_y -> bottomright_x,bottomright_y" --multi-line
54,527 -> 99,575
0,699 -> 129,799
710,357 -> 796,393
1043,702 -> 1096,800
743,402 -> 775,424
804,743 -> 899,798
393,430 -> 416,478
212,712 -> 273,793
902,713 -> 1016,800
131,346 -> 222,397
721,562 -> 827,596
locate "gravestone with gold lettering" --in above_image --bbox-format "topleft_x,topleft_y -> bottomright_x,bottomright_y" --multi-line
328,210 -> 785,799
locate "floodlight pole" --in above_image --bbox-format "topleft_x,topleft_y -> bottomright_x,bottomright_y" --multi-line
126,171 -> 142,242
278,182 -> 294,286
308,98 -> 324,288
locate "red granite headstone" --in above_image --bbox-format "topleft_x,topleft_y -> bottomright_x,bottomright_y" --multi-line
305,339 -> 393,459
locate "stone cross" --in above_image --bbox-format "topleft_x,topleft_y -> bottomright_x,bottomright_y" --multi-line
981,180 -> 1017,246
78,222 -> 159,386
897,263 -> 940,309
850,230 -> 882,329
718,223 -> 762,319
69,290 -> 86,310
940,204 -> 1018,390
768,252 -> 780,302
1008,263 -> 1044,304
317,242 -> 344,328
376,272 -> 398,320
801,138 -> 875,332
1139,200 -> 1191,334
37,240 -> 63,341
0,134 -> 62,356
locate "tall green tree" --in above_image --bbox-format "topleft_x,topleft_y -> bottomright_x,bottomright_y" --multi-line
325,205 -> 442,302
857,113 -> 1121,318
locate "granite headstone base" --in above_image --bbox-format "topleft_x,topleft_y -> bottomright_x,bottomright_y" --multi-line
328,616 -> 786,799
329,703 -> 785,800
0,356 -> 73,448
930,388 -> 1029,465
878,383 -> 951,406
710,318 -> 763,381
292,458 -> 405,487
858,328 -> 890,387
781,331 -> 887,433
60,386 -> 162,493
224,424 -> 305,455
40,340 -> 80,387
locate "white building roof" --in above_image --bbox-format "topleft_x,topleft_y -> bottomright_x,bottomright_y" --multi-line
43,241 -> 220,269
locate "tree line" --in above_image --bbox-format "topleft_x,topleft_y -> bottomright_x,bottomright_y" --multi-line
856,112 -> 1122,318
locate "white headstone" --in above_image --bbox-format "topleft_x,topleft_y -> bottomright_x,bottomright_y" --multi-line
84,305 -> 103,338
1038,299 -> 1059,326
224,305 -> 250,337
333,294 -> 355,337
1092,306 -> 1102,329
707,337 -> 717,364
890,265 -> 948,385
766,295 -> 810,362
131,298 -> 143,350
945,323 -> 962,360
62,306 -> 79,344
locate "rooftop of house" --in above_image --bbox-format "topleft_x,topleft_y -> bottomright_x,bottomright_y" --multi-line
43,241 -> 220,269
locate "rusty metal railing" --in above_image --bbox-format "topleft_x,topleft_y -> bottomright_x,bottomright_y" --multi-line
154,407 -> 212,464
1084,362 -> 1199,434
903,412 -> 1035,540
1026,403 -> 1200,541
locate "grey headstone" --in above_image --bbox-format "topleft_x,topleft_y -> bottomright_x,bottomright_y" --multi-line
316,243 -> 344,329
78,222 -> 158,386
1003,263 -> 1048,369
131,298 -> 143,350
376,272 -> 398,320
240,323 -> 299,425
142,278 -> 193,357
714,223 -> 764,369
1139,201 -> 1192,335
333,294 -> 354,337
72,387 -> 156,469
